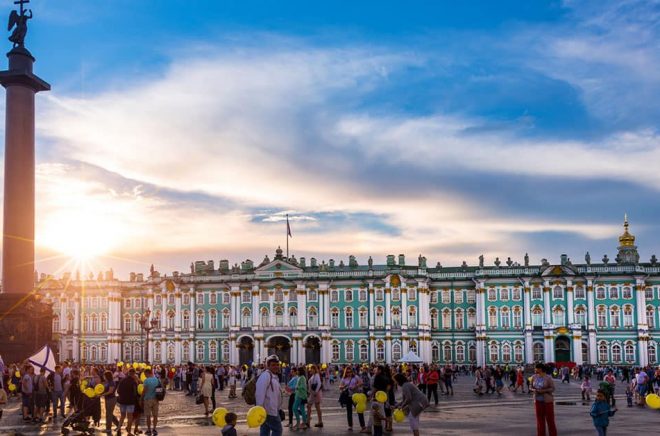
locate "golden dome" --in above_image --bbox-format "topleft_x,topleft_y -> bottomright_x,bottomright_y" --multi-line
619,214 -> 635,247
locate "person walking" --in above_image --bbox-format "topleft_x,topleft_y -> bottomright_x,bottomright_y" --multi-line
590,389 -> 617,436
200,366 -> 214,418
426,365 -> 440,405
255,355 -> 283,436
102,370 -> 120,435
48,365 -> 65,420
117,367 -> 138,436
285,367 -> 298,428
293,366 -> 308,431
531,363 -> 557,436
339,366 -> 367,433
141,368 -> 160,436
393,373 -> 429,436
306,365 -> 323,428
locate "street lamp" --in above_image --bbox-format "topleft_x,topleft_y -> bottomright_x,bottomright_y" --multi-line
139,308 -> 158,363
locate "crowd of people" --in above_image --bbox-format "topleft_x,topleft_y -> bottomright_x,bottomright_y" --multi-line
1,359 -> 660,436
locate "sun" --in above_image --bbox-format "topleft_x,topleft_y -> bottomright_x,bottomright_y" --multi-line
39,209 -> 121,262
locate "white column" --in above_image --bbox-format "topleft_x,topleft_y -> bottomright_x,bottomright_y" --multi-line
175,340 -> 181,364
400,289 -> 407,327
635,280 -> 648,327
189,287 -> 196,333
297,338 -> 304,365
368,282 -> 375,329
297,286 -> 306,327
543,281 -> 551,325
572,331 -> 583,365
176,292 -> 183,331
229,338 -> 237,365
567,281 -> 574,325
369,337 -> 375,362
252,287 -> 260,327
175,290 -> 182,332
523,282 -> 534,364
385,337 -> 392,364
386,289 -> 393,328
283,291 -> 290,327
74,298 -> 81,334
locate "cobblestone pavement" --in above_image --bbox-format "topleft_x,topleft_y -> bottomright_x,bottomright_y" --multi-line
1,376 -> 658,435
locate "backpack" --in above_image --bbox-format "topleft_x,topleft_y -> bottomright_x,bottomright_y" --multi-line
155,378 -> 166,402
243,376 -> 257,405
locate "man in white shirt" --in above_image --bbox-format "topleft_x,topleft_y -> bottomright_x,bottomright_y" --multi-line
255,355 -> 283,436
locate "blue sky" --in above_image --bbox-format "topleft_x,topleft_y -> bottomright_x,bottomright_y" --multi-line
7,0 -> 659,277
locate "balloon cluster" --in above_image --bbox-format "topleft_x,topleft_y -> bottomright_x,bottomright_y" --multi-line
83,383 -> 105,398
646,393 -> 660,410
209,405 -> 267,429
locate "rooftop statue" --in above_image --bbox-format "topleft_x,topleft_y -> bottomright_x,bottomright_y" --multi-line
8,0 -> 32,48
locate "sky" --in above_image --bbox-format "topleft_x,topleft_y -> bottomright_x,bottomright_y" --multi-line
3,0 -> 659,279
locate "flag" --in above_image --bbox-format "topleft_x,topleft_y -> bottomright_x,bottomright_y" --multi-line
27,345 -> 57,374
287,214 -> 292,238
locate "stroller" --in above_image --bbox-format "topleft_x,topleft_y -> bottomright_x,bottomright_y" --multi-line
60,395 -> 101,435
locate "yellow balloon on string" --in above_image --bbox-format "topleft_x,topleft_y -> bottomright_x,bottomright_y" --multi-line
393,408 -> 405,423
94,384 -> 105,395
246,406 -> 267,428
137,384 -> 144,395
212,407 -> 228,427
356,402 -> 367,413
375,391 -> 387,403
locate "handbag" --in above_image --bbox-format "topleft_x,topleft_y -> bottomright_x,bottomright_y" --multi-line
195,393 -> 204,405
339,389 -> 350,406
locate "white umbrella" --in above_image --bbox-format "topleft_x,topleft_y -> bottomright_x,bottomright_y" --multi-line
398,351 -> 423,363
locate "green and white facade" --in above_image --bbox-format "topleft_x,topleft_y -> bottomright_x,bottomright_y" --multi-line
40,220 -> 660,367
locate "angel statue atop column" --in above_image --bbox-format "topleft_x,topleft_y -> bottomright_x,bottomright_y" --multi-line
8,1 -> 32,48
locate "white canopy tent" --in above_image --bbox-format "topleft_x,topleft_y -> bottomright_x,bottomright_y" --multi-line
398,351 -> 423,363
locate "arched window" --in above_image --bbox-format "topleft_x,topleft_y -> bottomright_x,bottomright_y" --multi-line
53,315 -> 60,333
467,308 -> 476,329
553,286 -> 563,299
359,288 -> 367,302
597,306 -> 607,328
596,287 -> 606,299
308,307 -> 318,328
611,343 -> 622,362
375,306 -> 384,328
209,341 -> 218,362
359,342 -> 369,361
222,341 -> 230,362
375,288 -> 384,301
532,286 -> 542,300
575,286 -> 585,299
500,288 -> 509,301
408,288 -> 417,301
610,306 -> 620,328
152,311 -> 160,330
455,308 -> 464,330
431,343 -> 440,362
260,289 -> 269,301
622,287 -> 632,299
648,344 -> 657,364
408,306 -> 417,328
647,306 -> 655,329
489,342 -> 499,363
345,340 -> 354,361
196,341 -> 205,362
623,305 -> 633,327
609,287 -> 619,300
502,343 -> 512,362
123,343 -> 131,361
442,309 -> 451,329
456,343 -> 465,362
575,306 -> 586,326
488,289 -> 496,301
222,309 -> 230,329
223,292 -> 230,304
209,292 -> 217,305
261,308 -> 269,327
552,306 -> 564,326
376,340 -> 385,361
532,306 -> 543,327
533,343 -> 544,362
289,307 -> 297,327
489,307 -> 498,328
624,342 -> 635,363
241,308 -> 251,328
331,308 -> 339,328
330,289 -> 339,303
101,313 -> 107,331
67,313 -> 74,331
392,342 -> 402,361
182,341 -> 190,362
124,314 -> 131,333
308,289 -> 317,301
83,315 -> 89,333
345,289 -> 353,302
468,343 -> 476,362
90,345 -> 97,362
345,307 -> 353,329
209,310 -> 217,330
275,307 -> 284,327
242,291 -> 251,303
409,339 -> 418,355
359,308 -> 368,328
512,306 -> 522,328
274,289 -> 284,302
81,343 -> 88,361
183,311 -> 190,330
331,341 -> 340,362
196,310 -> 205,330
392,307 -> 401,328
443,343 -> 452,362
514,342 -> 524,363
154,342 -> 162,362
500,307 -> 510,329
167,343 -> 175,362
167,311 -> 175,330
598,342 -> 608,363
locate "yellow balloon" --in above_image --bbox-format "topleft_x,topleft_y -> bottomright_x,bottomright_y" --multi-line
137,384 -> 144,395
140,372 -> 147,382
8,383 -> 16,392
84,387 -> 95,398
212,407 -> 228,427
146,366 -> 152,371
352,393 -> 367,405
375,391 -> 387,403
527,376 -> 533,383
646,393 -> 660,410
393,408 -> 405,423
133,363 -> 139,369
94,384 -> 105,395
117,362 -> 124,367
356,402 -> 366,413
246,406 -> 267,428
81,380 -> 88,390
321,363 -> 327,369
14,371 -> 20,378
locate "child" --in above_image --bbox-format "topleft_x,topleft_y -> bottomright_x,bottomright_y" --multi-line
221,412 -> 238,436
625,384 -> 633,407
371,401 -> 385,436
581,376 -> 592,404
228,367 -> 238,399
590,389 -> 617,436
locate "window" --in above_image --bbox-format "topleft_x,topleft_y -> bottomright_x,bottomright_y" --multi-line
332,341 -> 340,362
154,342 -> 161,362
502,343 -> 511,362
512,287 -> 521,301
514,343 -> 523,363
622,287 -> 632,299
533,343 -> 544,362
345,308 -> 353,329
575,307 -> 586,326
345,289 -> 353,302
241,308 -> 251,328
649,344 -> 657,364
222,341 -> 230,362
469,344 -> 477,362
392,287 -> 400,301
260,290 -> 269,301
331,309 -> 339,328
611,343 -> 622,362
408,288 -> 417,301
610,306 -> 620,328
442,289 -> 451,303
430,291 -> 438,304
375,307 -> 384,328
647,306 -> 655,328
275,307 -> 284,327
196,310 -> 204,329
345,341 -> 354,361
488,307 -> 498,328
623,305 -> 633,327
155,295 -> 162,306
575,286 -> 585,299
134,314 -> 140,332
223,292 -> 231,304
432,343 -> 440,362
183,293 -> 190,305
124,299 -> 131,309
167,311 -> 174,330
330,290 -> 339,303
308,290 -> 318,301
167,294 -> 174,306
598,342 -> 608,363
487,289 -> 496,301
375,288 -> 384,301
553,286 -> 563,299
359,308 -> 368,328
609,287 -> 619,300
645,286 -> 654,300
209,341 -> 217,362
210,292 -> 217,305
501,307 -> 510,329
182,342 -> 190,362
308,307 -> 318,328
360,342 -> 369,361
53,315 -> 60,333
443,343 -> 451,362
392,342 -> 402,361
624,342 -> 635,363
101,313 -> 108,331
532,307 -> 543,327
359,289 -> 367,302
289,291 -> 297,302
489,342 -> 499,363
513,307 -> 522,328
242,291 -> 251,303
597,306 -> 606,328
67,313 -> 74,331
430,309 -> 438,329
467,308 -> 476,329
261,308 -> 269,327
274,289 -> 283,302
500,288 -> 509,301
552,307 -> 564,326
596,287 -> 606,299
455,290 -> 464,304
456,343 -> 465,362
222,309 -> 230,329
289,307 -> 297,327
91,314 -> 98,332
442,309 -> 451,329
392,307 -> 401,328
376,341 -> 385,361
196,341 -> 204,362
183,311 -> 190,330
455,308 -> 464,330
532,287 -> 542,300
209,310 -> 217,330
467,290 -> 476,304
408,306 -> 417,328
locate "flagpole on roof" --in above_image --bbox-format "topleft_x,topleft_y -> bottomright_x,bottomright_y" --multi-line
286,214 -> 289,259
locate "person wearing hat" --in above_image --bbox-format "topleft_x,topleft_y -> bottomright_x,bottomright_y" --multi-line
256,355 -> 284,436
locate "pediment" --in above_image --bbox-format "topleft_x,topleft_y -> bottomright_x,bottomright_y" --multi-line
541,265 -> 576,277
255,260 -> 303,275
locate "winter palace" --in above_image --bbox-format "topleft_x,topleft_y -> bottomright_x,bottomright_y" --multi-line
39,218 -> 660,367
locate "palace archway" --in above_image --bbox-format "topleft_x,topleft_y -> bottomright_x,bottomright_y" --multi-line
555,336 -> 571,362
304,335 -> 321,364
266,335 -> 291,363
237,336 -> 254,366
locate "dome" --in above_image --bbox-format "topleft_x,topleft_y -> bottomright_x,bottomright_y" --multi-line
618,214 -> 635,247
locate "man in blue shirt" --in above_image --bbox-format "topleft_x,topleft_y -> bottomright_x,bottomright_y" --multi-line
141,369 -> 161,436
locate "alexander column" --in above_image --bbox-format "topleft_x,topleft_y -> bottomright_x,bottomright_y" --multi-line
0,0 -> 52,362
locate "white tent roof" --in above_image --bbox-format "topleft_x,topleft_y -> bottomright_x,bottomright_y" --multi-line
398,351 -> 423,363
